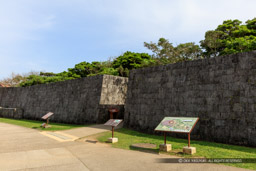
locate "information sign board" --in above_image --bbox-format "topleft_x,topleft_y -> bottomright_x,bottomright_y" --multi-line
104,119 -> 123,127
155,117 -> 199,133
41,112 -> 54,120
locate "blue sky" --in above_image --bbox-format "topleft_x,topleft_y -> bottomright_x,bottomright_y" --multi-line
0,0 -> 255,79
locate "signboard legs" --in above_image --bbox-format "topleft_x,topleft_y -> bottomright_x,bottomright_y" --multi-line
41,118 -> 51,128
164,132 -> 166,145
188,133 -> 190,147
112,126 -> 114,138
46,119 -> 49,127
155,117 -> 199,154
183,133 -> 196,154
104,119 -> 123,143
159,132 -> 172,152
108,126 -> 118,143
41,112 -> 54,128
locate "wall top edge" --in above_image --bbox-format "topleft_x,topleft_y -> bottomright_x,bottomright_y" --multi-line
129,50 -> 256,74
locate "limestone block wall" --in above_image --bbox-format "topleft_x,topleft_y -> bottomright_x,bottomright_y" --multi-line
1,51 -> 256,147
124,51 -> 256,146
0,75 -> 128,124
0,107 -> 23,119
98,75 -> 128,122
100,75 -> 128,105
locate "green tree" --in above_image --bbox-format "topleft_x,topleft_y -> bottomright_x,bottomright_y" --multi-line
199,31 -> 223,57
0,72 -> 39,87
144,38 -> 202,64
40,72 -> 56,77
19,60 -> 120,87
19,75 -> 72,87
65,62 -> 95,78
112,51 -> 155,76
56,61 -> 117,78
200,18 -> 256,57
175,42 -> 203,60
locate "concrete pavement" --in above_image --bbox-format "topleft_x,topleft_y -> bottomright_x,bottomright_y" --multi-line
61,124 -> 111,138
0,122 -> 252,171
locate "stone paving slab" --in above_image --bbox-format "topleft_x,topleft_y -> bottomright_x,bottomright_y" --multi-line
40,131 -> 78,142
0,123 -> 73,154
61,124 -> 114,138
60,122 -> 124,139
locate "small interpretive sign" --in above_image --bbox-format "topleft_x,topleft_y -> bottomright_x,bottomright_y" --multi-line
41,112 -> 54,120
104,119 -> 123,127
155,117 -> 199,133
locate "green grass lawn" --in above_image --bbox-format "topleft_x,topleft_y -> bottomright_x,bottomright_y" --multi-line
0,117 -> 84,131
97,128 -> 256,170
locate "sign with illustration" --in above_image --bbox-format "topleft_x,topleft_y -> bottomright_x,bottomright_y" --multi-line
41,112 -> 54,120
104,119 -> 123,127
155,117 -> 199,133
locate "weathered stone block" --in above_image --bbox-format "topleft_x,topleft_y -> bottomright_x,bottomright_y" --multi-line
108,137 -> 118,143
183,146 -> 196,154
159,144 -> 172,152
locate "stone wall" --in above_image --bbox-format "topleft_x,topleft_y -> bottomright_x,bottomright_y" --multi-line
124,51 -> 256,147
100,75 -> 128,105
98,75 -> 128,122
1,51 -> 256,146
0,75 -> 128,124
0,107 -> 23,119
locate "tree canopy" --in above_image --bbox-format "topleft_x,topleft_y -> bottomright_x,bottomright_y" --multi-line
2,18 -> 254,87
200,18 -> 256,57
19,52 -> 154,86
0,72 -> 39,87
112,51 -> 155,76
144,38 -> 202,64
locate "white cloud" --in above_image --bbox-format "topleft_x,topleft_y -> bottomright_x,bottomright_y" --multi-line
0,1 -> 56,44
0,0 -> 255,79
0,1 -> 56,78
87,0 -> 256,43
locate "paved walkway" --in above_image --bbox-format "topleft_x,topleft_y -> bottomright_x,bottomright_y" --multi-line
61,124 -> 111,138
0,122 -> 252,171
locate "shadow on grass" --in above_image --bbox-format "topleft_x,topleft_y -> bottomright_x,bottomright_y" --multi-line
129,145 -> 159,155
115,128 -> 256,155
